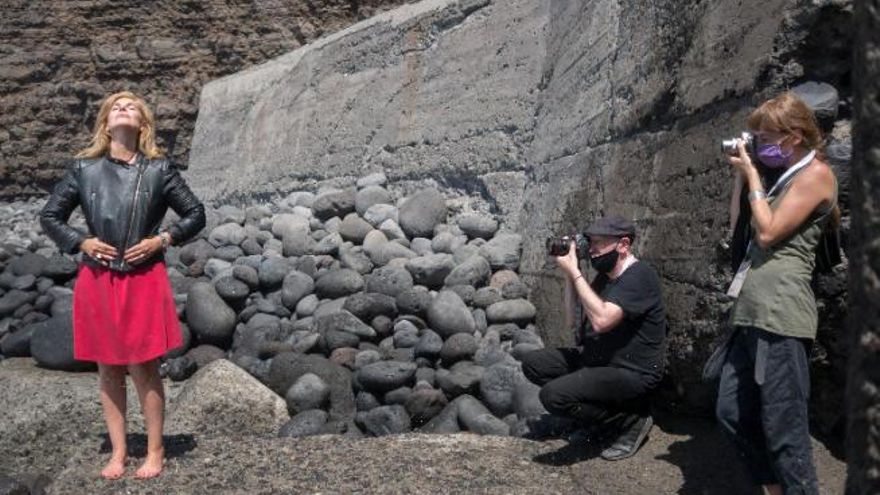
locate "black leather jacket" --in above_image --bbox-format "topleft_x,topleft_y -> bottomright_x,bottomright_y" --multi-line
40,155 -> 205,272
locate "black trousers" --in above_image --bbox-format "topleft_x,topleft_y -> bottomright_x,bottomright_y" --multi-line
715,326 -> 818,494
521,347 -> 651,428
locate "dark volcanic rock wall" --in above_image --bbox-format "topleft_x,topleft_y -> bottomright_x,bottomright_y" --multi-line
846,0 -> 880,492
519,0 -> 854,450
0,0 -> 409,197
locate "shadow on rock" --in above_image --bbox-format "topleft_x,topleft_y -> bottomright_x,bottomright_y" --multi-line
99,433 -> 197,459
531,441 -> 604,466
653,413 -> 759,495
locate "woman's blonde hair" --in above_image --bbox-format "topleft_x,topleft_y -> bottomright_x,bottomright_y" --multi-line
750,91 -> 839,228
75,91 -> 163,159
747,92 -> 824,150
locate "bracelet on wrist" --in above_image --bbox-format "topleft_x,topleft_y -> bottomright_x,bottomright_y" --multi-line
748,190 -> 767,202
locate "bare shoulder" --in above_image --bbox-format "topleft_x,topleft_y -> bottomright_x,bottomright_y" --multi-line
795,158 -> 835,190
808,158 -> 835,181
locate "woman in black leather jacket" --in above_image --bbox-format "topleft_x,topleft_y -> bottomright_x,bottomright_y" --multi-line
40,91 -> 205,480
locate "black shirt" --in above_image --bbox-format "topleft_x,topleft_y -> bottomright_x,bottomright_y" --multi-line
581,260 -> 666,383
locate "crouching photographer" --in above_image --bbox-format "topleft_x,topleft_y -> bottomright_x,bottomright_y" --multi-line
714,92 -> 838,495
521,215 -> 666,461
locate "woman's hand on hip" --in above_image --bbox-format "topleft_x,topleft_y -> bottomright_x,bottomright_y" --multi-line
123,237 -> 164,265
80,238 -> 117,266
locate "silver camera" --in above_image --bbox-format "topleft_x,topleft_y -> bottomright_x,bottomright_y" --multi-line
721,132 -> 756,155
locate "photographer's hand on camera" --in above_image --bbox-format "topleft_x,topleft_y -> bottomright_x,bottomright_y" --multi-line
555,241 -> 582,281
728,138 -> 758,177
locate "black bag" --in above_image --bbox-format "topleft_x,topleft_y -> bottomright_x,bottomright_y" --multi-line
702,326 -> 737,382
814,221 -> 842,274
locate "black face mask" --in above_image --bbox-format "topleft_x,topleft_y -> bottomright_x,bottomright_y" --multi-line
590,246 -> 620,274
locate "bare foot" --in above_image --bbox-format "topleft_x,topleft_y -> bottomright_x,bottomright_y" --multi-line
100,456 -> 126,480
134,448 -> 164,479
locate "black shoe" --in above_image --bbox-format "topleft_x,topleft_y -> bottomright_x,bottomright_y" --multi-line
600,415 -> 653,461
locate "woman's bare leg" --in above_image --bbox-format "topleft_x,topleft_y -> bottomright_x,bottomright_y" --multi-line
128,359 -> 165,479
98,363 -> 128,479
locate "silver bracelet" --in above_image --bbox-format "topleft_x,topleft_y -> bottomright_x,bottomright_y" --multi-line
748,190 -> 767,202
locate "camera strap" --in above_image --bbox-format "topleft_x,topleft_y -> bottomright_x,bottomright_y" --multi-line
767,150 -> 816,197
726,150 -> 816,298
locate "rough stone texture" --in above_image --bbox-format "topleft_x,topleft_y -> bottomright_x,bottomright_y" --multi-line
166,359 -> 289,436
846,0 -> 880,491
426,290 -> 475,339
0,359 -> 853,492
5,0 -> 857,467
188,0 -> 538,201
185,282 -> 237,348
266,352 -> 356,425
48,412 -> 854,494
0,358 -> 189,482
1,0 -> 408,198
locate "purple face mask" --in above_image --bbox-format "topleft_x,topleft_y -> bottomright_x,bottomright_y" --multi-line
756,143 -> 793,168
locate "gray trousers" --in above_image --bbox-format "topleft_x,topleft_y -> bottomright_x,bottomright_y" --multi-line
715,326 -> 818,494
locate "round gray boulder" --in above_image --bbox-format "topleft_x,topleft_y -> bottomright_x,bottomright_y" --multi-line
208,222 -> 247,247
343,292 -> 397,321
361,405 -> 411,436
278,409 -> 330,438
271,213 -> 310,240
281,271 -> 315,309
338,213 -> 374,244
479,363 -> 523,417
186,282 -> 237,348
479,233 -> 522,271
356,361 -> 417,393
405,254 -> 455,289
30,317 -> 95,372
365,265 -> 414,297
314,269 -> 365,299
444,255 -> 491,287
440,333 -> 478,365
457,213 -> 499,240
312,189 -> 356,221
486,299 -> 537,324
355,186 -> 392,216
426,290 -> 475,339
398,188 -> 447,239
285,373 -> 330,414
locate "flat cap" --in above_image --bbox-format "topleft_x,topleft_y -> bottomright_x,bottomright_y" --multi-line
584,214 -> 636,238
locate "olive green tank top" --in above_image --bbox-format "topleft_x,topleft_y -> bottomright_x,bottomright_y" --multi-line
730,168 -> 837,340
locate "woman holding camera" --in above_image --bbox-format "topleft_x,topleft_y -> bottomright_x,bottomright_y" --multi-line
716,92 -> 837,495
40,91 -> 205,479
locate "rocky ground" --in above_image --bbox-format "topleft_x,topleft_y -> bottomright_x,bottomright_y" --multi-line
0,358 -> 846,494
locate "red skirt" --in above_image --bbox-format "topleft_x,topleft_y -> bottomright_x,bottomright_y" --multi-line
73,261 -> 182,365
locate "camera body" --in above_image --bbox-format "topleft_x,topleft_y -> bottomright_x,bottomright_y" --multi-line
721,131 -> 756,156
546,233 -> 590,259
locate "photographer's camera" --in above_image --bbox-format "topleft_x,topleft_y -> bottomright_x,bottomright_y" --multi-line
546,233 -> 590,258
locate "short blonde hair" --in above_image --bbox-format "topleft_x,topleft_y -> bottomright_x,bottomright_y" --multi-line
747,92 -> 823,150
76,91 -> 163,159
